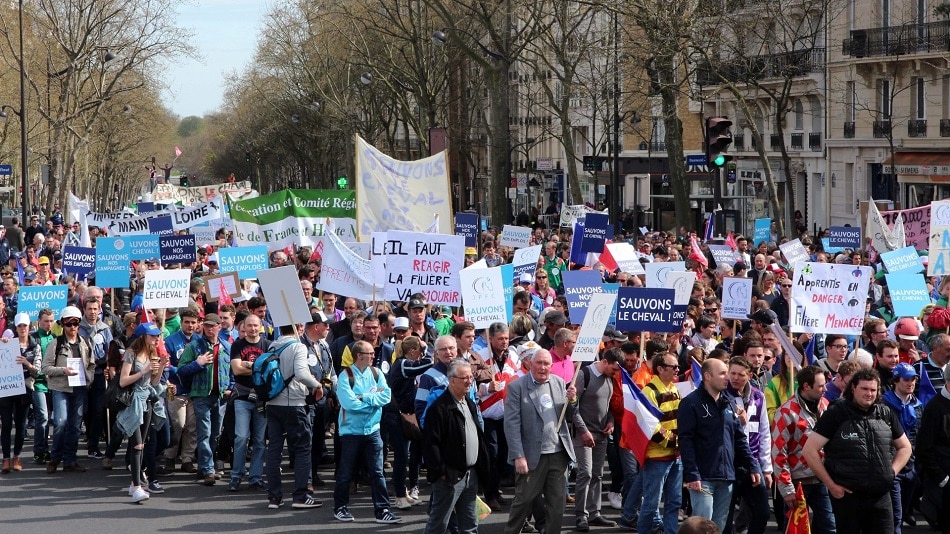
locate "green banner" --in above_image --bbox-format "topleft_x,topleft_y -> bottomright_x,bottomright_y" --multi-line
229,189 -> 357,251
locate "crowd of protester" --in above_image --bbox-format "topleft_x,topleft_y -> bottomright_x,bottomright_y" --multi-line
2,210 -> 950,534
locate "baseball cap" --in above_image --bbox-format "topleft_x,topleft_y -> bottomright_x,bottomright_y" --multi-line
37,256 -> 49,265
23,271 -> 35,282
748,309 -> 777,325
519,273 -> 533,284
61,306 -> 82,320
146,257 -> 160,264
602,326 -> 629,342
13,312 -> 30,327
203,313 -> 221,326
208,253 -> 218,263
515,341 -> 542,361
894,317 -> 920,341
134,322 -> 162,337
409,298 -> 426,309
394,317 -> 410,331
310,311 -> 329,325
544,310 -> 568,326
893,362 -> 918,380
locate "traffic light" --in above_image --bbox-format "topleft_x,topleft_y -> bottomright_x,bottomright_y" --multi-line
337,176 -> 348,189
705,117 -> 733,168
245,151 -> 251,163
180,175 -> 190,187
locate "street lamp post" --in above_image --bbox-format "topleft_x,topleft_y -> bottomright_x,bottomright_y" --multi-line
18,0 -> 28,219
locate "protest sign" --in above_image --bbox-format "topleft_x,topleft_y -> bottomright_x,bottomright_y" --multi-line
615,287 -> 677,333
127,235 -> 160,261
160,234 -> 197,265
501,263 -> 514,321
137,202 -> 155,215
559,204 -> 607,227
789,262 -> 872,335
645,261 -> 685,288
147,215 -> 175,236
754,218 -> 771,246
562,270 -> 604,324
601,282 -> 619,326
143,269 -> 191,309
885,273 -> 932,317
604,243 -> 644,274
172,200 -> 224,230
204,272 -> 241,303
929,226 -> 950,276
62,245 -> 95,281
459,265 -> 507,329
152,180 -> 254,204
500,225 -> 532,249
779,239 -> 809,267
104,212 -> 152,236
217,246 -> 269,279
569,219 -> 587,266
708,245 -> 741,267
574,293 -> 618,362
881,246 -> 924,274
355,136 -> 452,235
665,271 -> 695,327
933,200 -> 950,227
828,226 -> 862,249
721,277 -> 753,319
257,266 -> 312,327
370,232 -> 390,286
454,213 -> 480,247
580,213 -> 610,253
512,245 -> 542,280
17,286 -> 68,321
190,224 -> 217,247
821,238 -> 844,254
95,237 -> 131,288
0,342 -> 26,399
315,228 -> 383,302
229,189 -> 357,251
384,231 -> 464,305
880,204 -> 929,251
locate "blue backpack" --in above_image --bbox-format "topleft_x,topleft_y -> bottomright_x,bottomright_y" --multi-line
252,341 -> 297,402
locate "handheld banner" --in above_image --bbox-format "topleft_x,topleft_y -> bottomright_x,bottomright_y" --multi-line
62,245 -> 96,282
143,269 -> 191,309
512,245 -> 542,280
384,231 -> 464,305
574,292 -> 618,362
204,272 -> 241,303
789,262 -> 872,335
500,225 -> 532,249
0,342 -> 26,398
17,286 -> 68,321
217,246 -> 269,279
721,277 -> 753,320
885,273 -> 932,318
645,261 -> 685,288
127,235 -> 160,261
753,218 -> 771,246
828,226 -> 861,249
256,265 -> 312,327
615,287 -> 677,333
160,234 -> 197,265
580,212 -> 610,253
929,226 -> 950,277
778,239 -> 809,267
455,213 -> 480,247
459,265 -> 507,329
562,270 -> 604,324
881,246 -> 924,274
95,237 -> 131,288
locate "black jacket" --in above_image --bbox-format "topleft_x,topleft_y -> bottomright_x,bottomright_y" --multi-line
422,389 -> 490,485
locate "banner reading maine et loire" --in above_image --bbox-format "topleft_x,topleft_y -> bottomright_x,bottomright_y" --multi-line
355,136 -> 452,237
229,190 -> 357,251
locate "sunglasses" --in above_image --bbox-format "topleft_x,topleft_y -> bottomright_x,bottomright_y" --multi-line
62,320 -> 80,327
780,284 -> 793,288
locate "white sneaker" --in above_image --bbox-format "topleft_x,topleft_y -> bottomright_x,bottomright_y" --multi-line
409,486 -> 420,501
393,496 -> 413,510
406,492 -> 422,506
131,486 -> 150,503
607,491 -> 622,510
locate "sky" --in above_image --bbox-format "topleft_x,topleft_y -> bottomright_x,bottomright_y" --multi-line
162,1 -> 267,118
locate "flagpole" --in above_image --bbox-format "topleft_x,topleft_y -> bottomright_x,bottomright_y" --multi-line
555,361 -> 581,432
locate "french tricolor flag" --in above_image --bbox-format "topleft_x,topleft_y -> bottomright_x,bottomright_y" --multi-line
620,368 -> 664,467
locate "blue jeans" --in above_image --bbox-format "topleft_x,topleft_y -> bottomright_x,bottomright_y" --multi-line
230,399 -> 266,484
424,467 -> 479,534
32,390 -> 49,455
688,479 -> 733,532
334,431 -> 390,513
620,448 -> 643,522
800,482 -> 837,534
265,405 -> 312,503
638,458 -> 683,534
192,395 -> 221,476
50,388 -> 88,465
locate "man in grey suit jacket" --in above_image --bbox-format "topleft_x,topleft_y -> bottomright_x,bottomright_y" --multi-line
503,348 -> 578,534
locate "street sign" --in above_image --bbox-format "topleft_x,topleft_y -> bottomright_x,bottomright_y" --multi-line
536,157 -> 553,171
686,155 -> 707,166
0,164 -> 12,176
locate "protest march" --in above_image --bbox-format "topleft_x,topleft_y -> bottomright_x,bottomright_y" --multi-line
1,134 -> 948,534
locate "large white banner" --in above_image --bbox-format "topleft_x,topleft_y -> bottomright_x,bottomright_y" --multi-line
152,180 -> 255,204
459,264 -> 507,329
355,136 -> 452,237
314,227 -> 384,302
790,262 -> 872,335
384,231 -> 464,305
866,201 -> 900,253
143,269 -> 191,309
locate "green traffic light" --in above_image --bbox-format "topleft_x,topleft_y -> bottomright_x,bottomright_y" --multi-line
713,154 -> 726,167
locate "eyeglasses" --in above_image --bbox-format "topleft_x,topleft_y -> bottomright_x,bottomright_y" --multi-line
704,308 -> 718,313
357,351 -> 375,355
873,330 -> 888,335
830,344 -> 849,349
451,375 -> 474,382
536,276 -> 547,279
658,364 -> 680,370
763,355 -> 775,361
62,320 -> 80,327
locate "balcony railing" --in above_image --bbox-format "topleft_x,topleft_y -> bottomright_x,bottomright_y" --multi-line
733,134 -> 745,150
843,20 -> 950,58
908,119 -> 927,137
941,119 -> 950,137
844,121 -> 855,138
873,120 -> 892,138
696,48 -> 826,85
791,132 -> 804,149
770,134 -> 782,149
809,132 -> 822,150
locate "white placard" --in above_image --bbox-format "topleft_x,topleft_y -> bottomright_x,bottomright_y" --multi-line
779,239 -> 809,266
605,243 -> 645,275
499,225 -> 532,249
645,261 -> 685,288
143,269 -> 192,309
315,231 -> 383,302
384,231 -> 465,305
190,225 -> 217,247
573,292 -> 618,362
370,231 -> 389,285
721,277 -> 753,320
664,271 -> 696,306
790,262 -> 872,334
512,245 -> 543,275
0,343 -> 26,398
66,358 -> 87,387
256,265 -> 313,327
459,265 -> 508,329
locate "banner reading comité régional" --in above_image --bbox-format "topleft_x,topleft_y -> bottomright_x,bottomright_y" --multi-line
228,190 -> 357,251
355,136 -> 452,237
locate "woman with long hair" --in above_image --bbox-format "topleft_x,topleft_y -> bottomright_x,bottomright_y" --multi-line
385,336 -> 432,508
0,314 -> 41,473
530,269 -> 557,308
115,323 -> 166,503
757,271 -> 780,307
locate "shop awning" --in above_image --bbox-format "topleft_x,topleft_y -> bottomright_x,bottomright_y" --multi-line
883,151 -> 950,181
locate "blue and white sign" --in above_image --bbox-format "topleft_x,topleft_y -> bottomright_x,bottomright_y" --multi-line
615,287 -> 677,333
645,261 -> 685,288
501,263 -> 514,322
454,213 -> 480,247
218,245 -> 269,279
828,226 -> 861,249
708,245 -> 741,267
61,245 -> 96,282
562,270 -> 604,324
580,213 -> 610,253
512,245 -> 542,280
570,219 -> 586,266
16,286 -> 68,321
137,202 -> 155,215
885,273 -> 932,318
147,215 -> 174,236
721,277 -> 754,320
127,235 -> 160,261
779,239 -> 809,267
753,218 -> 771,246
190,224 -> 217,247
0,164 -> 12,176
500,225 -> 532,249
881,246 -> 924,274
95,237 -> 131,288
160,234 -> 197,265
601,282 -> 619,326
821,238 -> 844,254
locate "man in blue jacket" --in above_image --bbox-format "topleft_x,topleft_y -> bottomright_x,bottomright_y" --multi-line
678,357 -> 761,532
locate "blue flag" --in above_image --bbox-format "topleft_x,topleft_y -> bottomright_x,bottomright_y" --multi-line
692,358 -> 703,388
804,335 -> 817,366
918,362 -> 938,406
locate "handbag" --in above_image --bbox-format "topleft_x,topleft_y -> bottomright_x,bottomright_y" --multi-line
399,412 -> 421,440
105,377 -> 134,410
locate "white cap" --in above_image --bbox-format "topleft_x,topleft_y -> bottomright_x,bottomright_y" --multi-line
519,273 -> 533,284
208,253 -> 218,263
394,317 -> 410,331
13,312 -> 30,327
61,306 -> 82,320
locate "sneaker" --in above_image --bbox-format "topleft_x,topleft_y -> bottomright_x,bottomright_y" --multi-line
33,454 -> 45,465
202,474 -> 216,486
154,464 -> 173,477
616,517 -> 638,531
409,486 -> 420,501
181,462 -> 197,473
607,491 -> 623,510
102,457 -> 113,470
248,481 -> 267,491
268,498 -> 283,509
147,480 -> 165,494
128,484 -> 135,496
393,496 -> 412,510
131,486 -> 150,503
375,508 -> 402,524
87,451 -> 104,459
311,473 -> 326,486
228,479 -> 241,492
292,495 -> 323,509
46,460 -> 59,474
334,506 -> 355,522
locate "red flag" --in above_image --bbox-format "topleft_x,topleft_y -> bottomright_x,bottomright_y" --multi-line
725,231 -> 738,251
598,239 -> 617,272
174,146 -> 182,158
141,305 -> 149,325
218,277 -> 233,310
689,234 -> 708,269
785,482 -> 811,534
